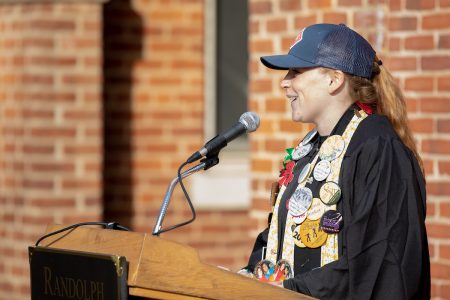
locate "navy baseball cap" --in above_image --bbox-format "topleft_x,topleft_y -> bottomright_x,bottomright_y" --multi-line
260,24 -> 376,79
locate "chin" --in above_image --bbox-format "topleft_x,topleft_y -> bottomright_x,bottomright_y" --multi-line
291,113 -> 305,123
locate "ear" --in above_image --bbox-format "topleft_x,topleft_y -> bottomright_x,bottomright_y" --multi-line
327,70 -> 345,94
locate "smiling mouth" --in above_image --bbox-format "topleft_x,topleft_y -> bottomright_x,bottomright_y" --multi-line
288,96 -> 298,102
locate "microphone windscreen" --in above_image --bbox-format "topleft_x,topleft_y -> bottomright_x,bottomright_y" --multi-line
239,112 -> 260,132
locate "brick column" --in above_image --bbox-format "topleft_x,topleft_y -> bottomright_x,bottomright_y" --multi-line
0,1 -> 104,298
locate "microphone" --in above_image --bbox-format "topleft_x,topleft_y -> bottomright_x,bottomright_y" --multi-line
186,112 -> 260,163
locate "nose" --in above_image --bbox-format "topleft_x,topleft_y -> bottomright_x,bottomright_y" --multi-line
280,76 -> 290,89
280,71 -> 293,89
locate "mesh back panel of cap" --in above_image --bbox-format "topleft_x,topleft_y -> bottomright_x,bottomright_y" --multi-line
316,26 -> 374,78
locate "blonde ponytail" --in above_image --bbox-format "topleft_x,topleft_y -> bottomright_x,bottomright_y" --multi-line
346,59 -> 425,176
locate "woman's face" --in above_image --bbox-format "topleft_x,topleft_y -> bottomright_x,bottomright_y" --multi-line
281,68 -> 331,124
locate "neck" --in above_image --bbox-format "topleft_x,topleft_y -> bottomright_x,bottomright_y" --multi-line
315,103 -> 352,136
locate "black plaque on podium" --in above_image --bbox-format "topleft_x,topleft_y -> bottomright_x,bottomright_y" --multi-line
29,246 -> 128,300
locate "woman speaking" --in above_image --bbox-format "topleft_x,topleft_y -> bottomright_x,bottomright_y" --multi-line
245,23 -> 430,299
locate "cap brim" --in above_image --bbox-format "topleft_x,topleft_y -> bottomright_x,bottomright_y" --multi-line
260,54 -> 317,70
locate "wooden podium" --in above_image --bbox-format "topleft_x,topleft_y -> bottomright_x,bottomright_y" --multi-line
37,225 -> 314,299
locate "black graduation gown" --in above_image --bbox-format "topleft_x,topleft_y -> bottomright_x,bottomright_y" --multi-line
246,107 -> 430,299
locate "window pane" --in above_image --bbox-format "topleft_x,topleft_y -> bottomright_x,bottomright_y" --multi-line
216,0 -> 248,133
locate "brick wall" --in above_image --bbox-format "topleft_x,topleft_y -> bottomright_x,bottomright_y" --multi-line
0,2 -> 103,299
1,0 -> 450,299
102,0 -> 253,269
248,0 -> 450,299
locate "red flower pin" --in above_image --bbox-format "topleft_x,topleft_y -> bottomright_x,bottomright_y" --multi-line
279,160 -> 295,187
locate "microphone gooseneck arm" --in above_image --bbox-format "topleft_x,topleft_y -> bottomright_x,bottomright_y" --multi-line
152,156 -> 219,236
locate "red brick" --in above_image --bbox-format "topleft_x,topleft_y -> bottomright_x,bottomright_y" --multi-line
31,162 -> 74,173
427,223 -> 450,238
441,203 -> 450,218
406,0 -> 435,9
294,15 -> 317,29
388,37 -> 401,51
408,118 -> 434,133
338,0 -> 362,5
22,109 -> 54,120
422,140 -> 450,155
249,20 -> 259,34
438,34 -> 450,49
266,18 -> 287,33
441,0 -> 450,7
389,0 -> 402,10
29,56 -> 76,66
21,74 -> 53,85
431,282 -> 438,298
250,1 -> 272,14
170,59 -> 202,70
252,198 -> 271,211
149,10 -> 184,22
324,12 -> 347,24
150,42 -> 180,52
308,0 -> 331,8
425,180 -> 450,196
439,161 -> 450,175
22,215 -> 54,227
256,119 -> 276,134
280,0 -> 301,10
29,198 -> 76,208
384,56 -> 417,71
62,75 -> 101,85
354,12 -> 376,27
404,77 -> 433,92
442,283 -> 450,299
30,128 -> 76,138
26,92 -> 75,103
27,20 -> 75,31
266,97 -> 286,113
3,127 -> 25,136
420,97 -> 450,112
172,128 -> 202,136
404,35 -> 434,50
201,225 -> 231,233
145,143 -> 178,153
422,56 -> 450,70
22,179 -> 54,190
438,76 -> 450,91
437,119 -> 450,133
430,262 -> 450,279
171,27 -> 202,36
133,128 -> 163,137
427,202 -> 436,217
21,3 -> 53,13
423,13 -> 450,29
388,16 -> 417,31
22,38 -> 54,49
252,158 -> 273,172
149,77 -> 181,86
280,120 -> 302,132
250,79 -> 272,93
250,39 -> 274,53
265,138 -> 288,152
64,110 -> 99,121
62,179 -> 100,189
281,37 -> 295,51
